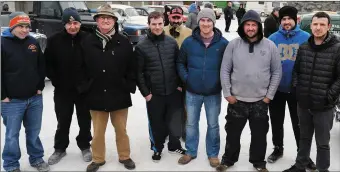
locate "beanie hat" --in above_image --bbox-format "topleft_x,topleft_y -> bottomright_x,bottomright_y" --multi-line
62,7 -> 81,25
197,8 -> 216,24
93,4 -> 118,21
279,6 -> 298,24
9,12 -> 31,31
272,7 -> 280,13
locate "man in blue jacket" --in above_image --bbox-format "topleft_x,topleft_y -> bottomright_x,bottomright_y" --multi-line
177,8 -> 228,167
1,12 -> 49,172
267,6 -> 316,170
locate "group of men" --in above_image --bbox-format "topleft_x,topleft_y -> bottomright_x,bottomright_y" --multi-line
1,2 -> 339,172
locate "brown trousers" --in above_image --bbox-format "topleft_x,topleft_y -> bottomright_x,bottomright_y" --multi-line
90,108 -> 130,163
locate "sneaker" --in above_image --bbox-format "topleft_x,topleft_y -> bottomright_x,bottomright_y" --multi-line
82,149 -> 92,162
283,165 -> 306,172
169,148 -> 186,155
119,158 -> 136,170
8,169 -> 21,172
48,150 -> 66,165
86,161 -> 106,172
31,161 -> 50,172
208,157 -> 220,168
254,167 -> 269,172
216,163 -> 232,172
152,152 -> 162,162
267,146 -> 283,163
178,154 -> 196,165
306,158 -> 317,171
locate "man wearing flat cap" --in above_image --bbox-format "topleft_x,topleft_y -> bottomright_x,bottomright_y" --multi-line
78,4 -> 137,172
1,12 -> 49,172
45,7 -> 93,166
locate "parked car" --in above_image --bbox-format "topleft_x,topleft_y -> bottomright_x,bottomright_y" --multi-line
299,11 -> 340,36
135,7 -> 149,16
103,4 -> 148,26
201,2 -> 222,19
137,5 -> 165,16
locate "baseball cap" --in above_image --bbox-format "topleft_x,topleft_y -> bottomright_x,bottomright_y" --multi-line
170,6 -> 184,17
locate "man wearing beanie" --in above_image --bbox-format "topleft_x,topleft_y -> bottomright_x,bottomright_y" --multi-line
79,4 -> 136,172
218,10 -> 282,172
136,11 -> 186,162
44,7 -> 92,166
264,7 -> 280,38
267,6 -> 316,170
1,12 -> 50,172
284,11 -> 340,172
177,8 -> 228,167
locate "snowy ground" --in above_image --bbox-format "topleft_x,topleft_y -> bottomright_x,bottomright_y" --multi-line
1,17 -> 340,172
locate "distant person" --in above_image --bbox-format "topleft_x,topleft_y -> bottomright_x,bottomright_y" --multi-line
204,2 -> 214,9
186,3 -> 199,30
164,5 -> 171,26
235,4 -> 246,25
223,2 -> 233,32
1,4 -> 11,14
264,7 -> 280,38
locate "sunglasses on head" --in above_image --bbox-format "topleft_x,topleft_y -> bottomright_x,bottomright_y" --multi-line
171,16 -> 181,20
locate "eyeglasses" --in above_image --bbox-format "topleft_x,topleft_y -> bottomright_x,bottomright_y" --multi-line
98,16 -> 114,21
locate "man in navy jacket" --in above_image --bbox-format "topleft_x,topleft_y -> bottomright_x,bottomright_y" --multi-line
1,12 -> 49,172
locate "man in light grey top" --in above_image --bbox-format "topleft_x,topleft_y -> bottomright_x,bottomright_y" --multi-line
217,10 -> 281,172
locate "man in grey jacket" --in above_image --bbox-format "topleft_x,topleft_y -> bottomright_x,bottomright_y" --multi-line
217,10 -> 282,172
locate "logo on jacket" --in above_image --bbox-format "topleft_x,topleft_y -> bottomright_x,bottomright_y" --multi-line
260,50 -> 266,56
278,43 -> 299,61
28,44 -> 37,52
69,16 -> 75,22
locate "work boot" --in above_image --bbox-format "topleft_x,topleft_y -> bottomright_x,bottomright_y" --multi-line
267,146 -> 283,163
48,150 -> 66,165
82,149 -> 92,162
178,154 -> 196,165
119,158 -> 136,170
86,161 -> 106,172
31,161 -> 50,172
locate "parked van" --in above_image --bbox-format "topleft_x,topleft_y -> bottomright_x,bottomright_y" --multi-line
245,1 -> 286,17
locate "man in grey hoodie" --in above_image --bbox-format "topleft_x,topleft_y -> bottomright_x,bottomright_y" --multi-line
217,10 -> 282,172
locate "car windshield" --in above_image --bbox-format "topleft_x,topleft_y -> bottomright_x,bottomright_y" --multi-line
125,8 -> 139,16
148,7 -> 164,13
60,1 -> 89,12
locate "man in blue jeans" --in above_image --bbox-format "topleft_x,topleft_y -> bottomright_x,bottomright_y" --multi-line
177,8 -> 228,168
1,12 -> 49,172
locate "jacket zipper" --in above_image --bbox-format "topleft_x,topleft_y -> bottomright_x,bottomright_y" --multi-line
307,52 -> 318,98
203,48 -> 207,81
156,43 -> 167,95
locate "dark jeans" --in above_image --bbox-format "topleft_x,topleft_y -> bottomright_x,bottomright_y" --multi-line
1,95 -> 45,171
295,105 -> 334,171
53,89 -> 92,152
269,91 -> 300,149
221,100 -> 269,168
147,91 -> 183,152
225,17 -> 232,31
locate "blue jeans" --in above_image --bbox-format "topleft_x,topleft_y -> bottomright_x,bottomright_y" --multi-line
1,95 -> 45,171
185,91 -> 221,158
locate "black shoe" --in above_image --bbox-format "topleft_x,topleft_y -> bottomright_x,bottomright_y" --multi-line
254,167 -> 269,172
152,152 -> 161,162
306,158 -> 316,171
86,161 -> 106,172
119,158 -> 136,170
267,146 -> 283,163
216,158 -> 234,172
169,148 -> 186,155
283,165 -> 306,172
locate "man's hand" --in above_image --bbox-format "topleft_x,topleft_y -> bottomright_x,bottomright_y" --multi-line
145,94 -> 152,102
37,90 -> 42,94
177,87 -> 182,92
225,96 -> 237,104
1,97 -> 10,102
263,97 -> 271,104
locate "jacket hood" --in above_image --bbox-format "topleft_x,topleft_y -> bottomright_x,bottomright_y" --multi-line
192,26 -> 223,45
1,28 -> 15,38
308,33 -> 340,51
278,24 -> 302,38
237,10 -> 263,42
188,3 -> 198,13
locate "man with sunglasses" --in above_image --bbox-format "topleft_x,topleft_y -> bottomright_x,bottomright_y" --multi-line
164,6 -> 192,142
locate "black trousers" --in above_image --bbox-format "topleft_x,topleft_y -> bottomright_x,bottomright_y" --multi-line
53,89 -> 92,152
237,18 -> 241,25
222,100 -> 269,168
147,91 -> 183,152
269,91 -> 300,150
225,17 -> 232,31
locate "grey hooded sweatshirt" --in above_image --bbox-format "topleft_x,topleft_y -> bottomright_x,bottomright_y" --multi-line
220,10 -> 282,102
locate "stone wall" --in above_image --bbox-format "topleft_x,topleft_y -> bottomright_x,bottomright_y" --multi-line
287,1 -> 340,12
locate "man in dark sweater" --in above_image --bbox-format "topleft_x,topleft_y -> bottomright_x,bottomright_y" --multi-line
264,7 -> 280,38
236,4 -> 246,25
223,1 -> 233,32
1,12 -> 49,172
45,8 -> 92,165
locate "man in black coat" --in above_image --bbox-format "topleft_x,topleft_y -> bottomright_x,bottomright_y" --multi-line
264,7 -> 280,38
284,12 -> 340,172
78,4 -> 136,172
45,8 -> 92,165
135,11 -> 186,162
223,1 -> 233,32
235,4 -> 246,25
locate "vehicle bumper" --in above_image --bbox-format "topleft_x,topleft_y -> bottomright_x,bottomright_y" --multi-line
128,35 -> 147,44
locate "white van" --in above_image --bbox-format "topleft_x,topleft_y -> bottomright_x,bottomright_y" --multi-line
245,1 -> 286,17
100,4 -> 148,26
